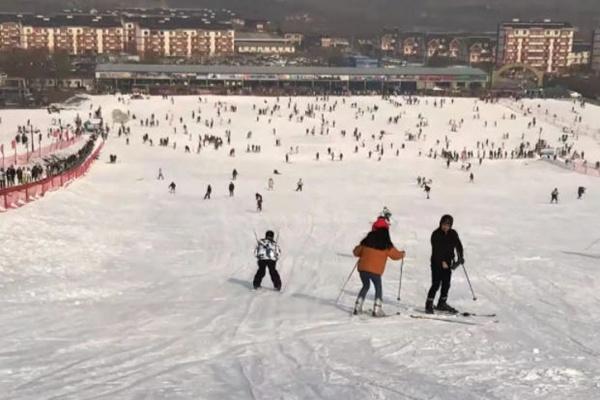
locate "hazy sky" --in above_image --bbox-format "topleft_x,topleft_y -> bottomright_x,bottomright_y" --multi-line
4,0 -> 600,36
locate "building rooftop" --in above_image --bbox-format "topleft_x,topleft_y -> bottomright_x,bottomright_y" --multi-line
131,16 -> 232,31
500,20 -> 573,29
96,63 -> 489,77
1,13 -> 124,28
235,32 -> 289,42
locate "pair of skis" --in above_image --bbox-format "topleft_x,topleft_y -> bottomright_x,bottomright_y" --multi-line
352,308 -> 498,325
409,309 -> 498,325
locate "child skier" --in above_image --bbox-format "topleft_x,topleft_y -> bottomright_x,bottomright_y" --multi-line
253,230 -> 282,291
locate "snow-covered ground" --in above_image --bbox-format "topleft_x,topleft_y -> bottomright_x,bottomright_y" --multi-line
0,95 -> 599,399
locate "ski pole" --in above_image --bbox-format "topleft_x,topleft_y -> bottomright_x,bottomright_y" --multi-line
461,262 -> 477,301
336,261 -> 358,304
253,229 -> 260,244
396,258 -> 404,301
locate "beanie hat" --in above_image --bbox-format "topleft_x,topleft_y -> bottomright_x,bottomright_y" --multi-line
265,230 -> 274,239
372,217 -> 390,231
439,214 -> 453,227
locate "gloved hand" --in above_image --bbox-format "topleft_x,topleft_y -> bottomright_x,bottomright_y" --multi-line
458,257 -> 465,266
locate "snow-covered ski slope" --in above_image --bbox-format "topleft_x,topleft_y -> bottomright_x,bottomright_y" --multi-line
1,95 -> 599,399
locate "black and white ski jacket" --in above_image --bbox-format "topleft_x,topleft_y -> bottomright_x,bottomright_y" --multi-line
255,239 -> 281,261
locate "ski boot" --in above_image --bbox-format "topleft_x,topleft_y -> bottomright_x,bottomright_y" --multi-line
436,299 -> 458,314
353,296 -> 365,315
425,299 -> 434,314
372,298 -> 386,317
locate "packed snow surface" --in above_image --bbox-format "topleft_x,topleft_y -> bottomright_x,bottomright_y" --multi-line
1,95 -> 599,399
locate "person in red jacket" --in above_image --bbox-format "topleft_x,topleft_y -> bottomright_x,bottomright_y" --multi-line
352,220 -> 405,317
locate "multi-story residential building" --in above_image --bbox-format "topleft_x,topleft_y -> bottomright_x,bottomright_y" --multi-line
380,29 -> 398,52
0,14 -> 22,51
16,14 -> 125,55
401,35 -> 424,60
465,37 -> 496,64
321,36 -> 351,49
567,42 -> 591,68
592,27 -> 600,73
134,18 -> 234,58
284,33 -> 303,47
380,30 -> 497,65
426,35 -> 464,59
0,10 -> 237,59
496,19 -> 574,74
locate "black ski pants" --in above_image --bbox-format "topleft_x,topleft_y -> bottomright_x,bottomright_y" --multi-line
253,260 -> 281,289
427,264 -> 452,303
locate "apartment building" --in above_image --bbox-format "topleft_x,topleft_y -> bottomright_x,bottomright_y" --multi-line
496,19 -> 574,74
134,18 -> 234,58
567,42 -> 591,68
380,30 -> 497,65
592,27 -> 600,73
0,15 -> 22,51
11,14 -> 125,55
0,11 -> 235,59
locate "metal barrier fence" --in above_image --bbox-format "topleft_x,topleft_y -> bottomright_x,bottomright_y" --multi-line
542,157 -> 600,177
1,136 -> 83,168
0,142 -> 104,212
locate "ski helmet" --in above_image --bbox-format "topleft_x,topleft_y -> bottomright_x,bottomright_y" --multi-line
372,217 -> 390,231
439,214 -> 453,227
265,230 -> 275,239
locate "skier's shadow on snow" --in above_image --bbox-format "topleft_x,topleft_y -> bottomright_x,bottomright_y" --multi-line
561,251 -> 600,259
291,292 -> 353,313
227,277 -> 279,291
227,277 -> 352,312
227,277 -> 254,290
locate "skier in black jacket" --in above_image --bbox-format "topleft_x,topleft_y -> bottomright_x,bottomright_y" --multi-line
426,214 -> 464,314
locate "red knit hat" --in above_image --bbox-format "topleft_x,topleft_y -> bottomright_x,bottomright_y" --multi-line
372,217 -> 389,231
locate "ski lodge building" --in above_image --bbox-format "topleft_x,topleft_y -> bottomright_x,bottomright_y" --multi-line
95,63 -> 489,94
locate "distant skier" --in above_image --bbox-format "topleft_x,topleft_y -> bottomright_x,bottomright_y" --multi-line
253,230 -> 282,291
469,172 -> 474,183
551,188 -> 559,204
157,168 -> 164,180
232,168 -> 238,180
426,214 -> 464,314
295,178 -> 303,192
352,218 -> 405,317
168,181 -> 176,194
268,177 -> 274,191
229,182 -> 235,197
256,192 -> 263,211
424,184 -> 431,199
377,206 -> 392,225
204,184 -> 212,200
577,186 -> 586,199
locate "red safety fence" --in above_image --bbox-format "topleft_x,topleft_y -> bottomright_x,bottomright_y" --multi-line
1,135 -> 84,168
0,141 -> 104,212
543,157 -> 600,178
